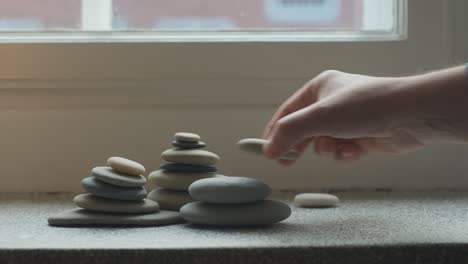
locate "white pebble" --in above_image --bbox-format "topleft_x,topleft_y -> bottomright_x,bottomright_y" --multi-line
294,193 -> 339,208
107,157 -> 146,176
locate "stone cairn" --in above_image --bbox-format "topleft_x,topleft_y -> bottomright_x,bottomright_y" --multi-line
48,157 -> 183,227
180,176 -> 291,226
147,132 -> 220,211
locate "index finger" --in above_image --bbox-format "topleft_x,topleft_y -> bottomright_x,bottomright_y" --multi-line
262,79 -> 319,139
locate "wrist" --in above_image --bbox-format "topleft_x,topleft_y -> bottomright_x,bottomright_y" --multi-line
389,67 -> 468,142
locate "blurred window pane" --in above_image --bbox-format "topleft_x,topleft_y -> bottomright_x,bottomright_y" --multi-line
0,0 -> 403,40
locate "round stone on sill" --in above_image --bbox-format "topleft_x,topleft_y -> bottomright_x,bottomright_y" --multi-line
92,166 -> 146,188
189,176 -> 271,204
180,200 -> 291,226
160,163 -> 217,173
81,177 -> 147,201
161,149 -> 220,166
73,193 -> 159,214
294,193 -> 339,208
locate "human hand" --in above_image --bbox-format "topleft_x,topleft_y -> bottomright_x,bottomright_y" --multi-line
262,70 -> 426,165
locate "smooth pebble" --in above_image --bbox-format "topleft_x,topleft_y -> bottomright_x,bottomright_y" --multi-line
48,208 -> 184,227
81,177 -> 147,201
149,170 -> 216,191
73,193 -> 159,214
92,166 -> 146,187
189,176 -> 271,204
147,189 -> 195,211
180,200 -> 291,226
162,149 -> 220,166
174,132 -> 200,143
107,157 -> 146,176
237,138 -> 300,161
294,193 -> 339,208
160,163 -> 217,173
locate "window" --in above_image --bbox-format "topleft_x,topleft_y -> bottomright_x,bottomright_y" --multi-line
0,0 -> 466,192
0,0 -> 406,42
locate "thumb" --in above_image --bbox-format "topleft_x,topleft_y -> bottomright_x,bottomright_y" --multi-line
263,105 -> 325,159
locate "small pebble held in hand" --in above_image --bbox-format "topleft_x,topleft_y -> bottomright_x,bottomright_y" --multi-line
237,138 -> 299,161
294,193 -> 339,208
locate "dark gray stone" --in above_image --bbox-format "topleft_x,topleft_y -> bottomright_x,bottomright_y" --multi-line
172,140 -> 207,149
160,163 -> 217,173
48,208 -> 184,227
180,200 -> 291,226
91,166 -> 146,187
81,177 -> 147,201
189,176 -> 271,204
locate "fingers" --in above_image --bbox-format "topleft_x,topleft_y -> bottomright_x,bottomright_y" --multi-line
335,141 -> 365,163
315,137 -> 367,163
277,137 -> 314,166
263,105 -> 318,159
263,80 -> 318,139
314,136 -> 337,156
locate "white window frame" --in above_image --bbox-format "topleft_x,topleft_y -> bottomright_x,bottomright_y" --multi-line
0,0 -> 407,43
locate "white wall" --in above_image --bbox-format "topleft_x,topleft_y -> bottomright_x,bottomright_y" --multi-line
0,0 -> 466,192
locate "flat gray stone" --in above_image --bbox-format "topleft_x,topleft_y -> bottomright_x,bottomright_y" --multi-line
172,140 -> 206,149
92,166 -> 146,187
294,193 -> 339,208
161,149 -> 220,166
237,138 -> 300,161
73,193 -> 159,214
189,176 -> 271,204
147,189 -> 194,211
160,163 -> 217,173
48,208 -> 184,227
107,156 -> 146,176
174,132 -> 201,143
180,200 -> 291,226
148,170 -> 216,191
81,177 -> 147,201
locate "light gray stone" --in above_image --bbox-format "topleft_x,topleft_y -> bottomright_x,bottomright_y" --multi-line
172,140 -> 206,149
180,200 -> 291,226
92,166 -> 146,187
161,149 -> 220,166
294,193 -> 339,208
107,156 -> 146,176
147,189 -> 194,211
189,176 -> 271,204
237,138 -> 300,161
81,177 -> 147,201
174,132 -> 200,143
73,193 -> 159,214
148,170 -> 216,191
48,208 -> 184,227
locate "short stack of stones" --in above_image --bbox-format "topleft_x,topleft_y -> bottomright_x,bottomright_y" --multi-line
48,157 -> 183,227
147,132 -> 220,211
180,176 -> 292,226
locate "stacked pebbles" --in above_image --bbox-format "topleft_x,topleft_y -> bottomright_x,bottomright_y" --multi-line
180,176 -> 291,226
147,132 -> 220,211
48,157 -> 183,227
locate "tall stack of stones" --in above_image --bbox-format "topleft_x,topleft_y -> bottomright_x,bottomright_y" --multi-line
48,157 -> 183,227
147,132 -> 220,211
180,176 -> 292,226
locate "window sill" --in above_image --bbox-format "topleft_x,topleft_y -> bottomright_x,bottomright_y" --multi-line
1,191 -> 467,264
